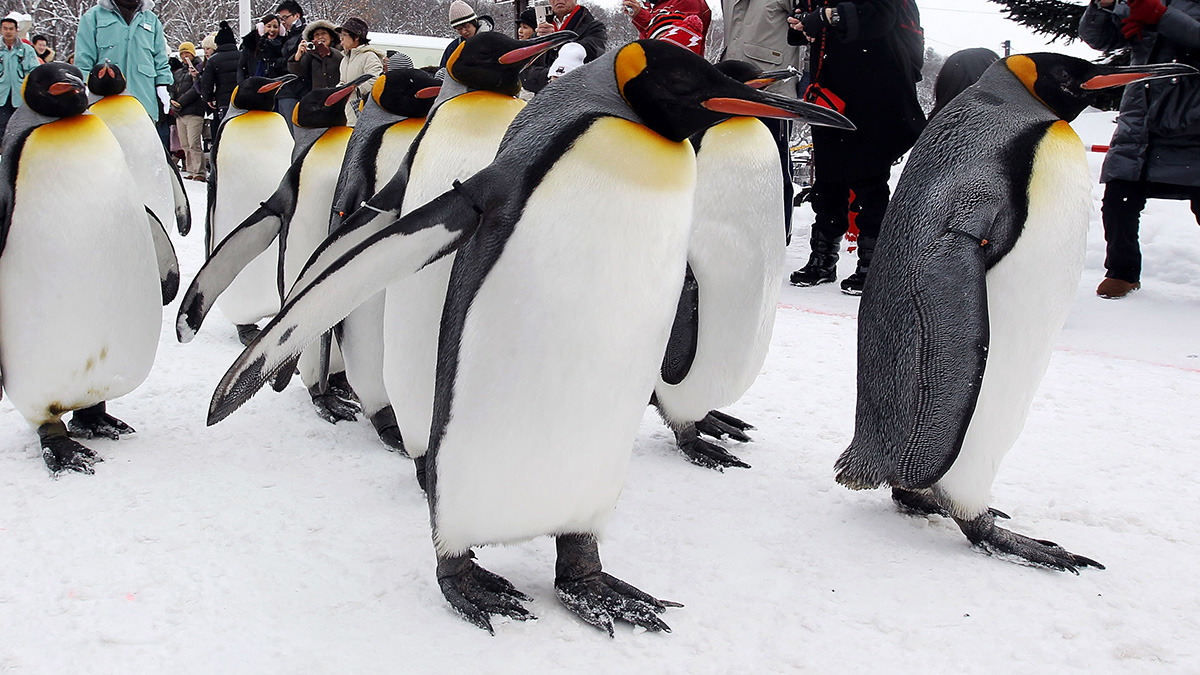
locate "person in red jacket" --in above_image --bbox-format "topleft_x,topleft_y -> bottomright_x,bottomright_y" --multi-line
622,0 -> 711,56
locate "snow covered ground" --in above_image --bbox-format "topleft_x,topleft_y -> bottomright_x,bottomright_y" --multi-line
2,109 -> 1198,673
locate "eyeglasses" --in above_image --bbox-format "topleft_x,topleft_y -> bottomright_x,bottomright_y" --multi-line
278,13 -> 293,21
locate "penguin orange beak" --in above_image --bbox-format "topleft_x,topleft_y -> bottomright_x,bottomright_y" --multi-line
100,64 -> 114,79
324,74 -> 372,106
701,96 -> 854,130
745,67 -> 798,90
1082,62 -> 1198,89
49,81 -> 83,96
415,86 -> 441,99
498,30 -> 579,65
258,74 -> 298,94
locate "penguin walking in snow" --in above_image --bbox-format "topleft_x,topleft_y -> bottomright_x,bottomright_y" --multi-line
296,30 -> 577,476
86,62 -> 190,237
320,67 -> 442,452
206,41 -> 852,634
836,53 -> 1195,572
652,62 -> 797,471
206,74 -> 296,345
177,77 -> 370,423
0,64 -> 178,474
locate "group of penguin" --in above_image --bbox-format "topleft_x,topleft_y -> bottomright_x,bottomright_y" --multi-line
0,31 -> 1194,635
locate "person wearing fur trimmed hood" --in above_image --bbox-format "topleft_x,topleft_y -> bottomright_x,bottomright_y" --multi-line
288,19 -> 342,90
74,0 -> 173,121
336,17 -> 384,127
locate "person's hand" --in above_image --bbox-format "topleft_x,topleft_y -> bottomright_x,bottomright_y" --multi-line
1098,0 -> 1116,7
1126,0 -> 1167,24
800,10 -> 827,38
536,22 -> 555,36
621,0 -> 642,15
295,40 -> 308,59
156,85 -> 170,111
1121,17 -> 1147,38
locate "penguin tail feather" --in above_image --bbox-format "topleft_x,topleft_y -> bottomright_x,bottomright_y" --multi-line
834,441 -> 892,491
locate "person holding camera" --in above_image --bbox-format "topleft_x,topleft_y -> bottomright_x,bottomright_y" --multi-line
623,0 -> 711,56
519,0 -> 608,94
275,1 -> 308,126
289,20 -> 343,92
172,42 -> 207,180
337,18 -> 385,127
785,0 -> 924,295
1080,0 -> 1200,299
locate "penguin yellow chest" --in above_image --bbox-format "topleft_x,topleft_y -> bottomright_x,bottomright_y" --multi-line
376,118 -> 424,187
0,115 -> 161,424
430,117 -> 697,554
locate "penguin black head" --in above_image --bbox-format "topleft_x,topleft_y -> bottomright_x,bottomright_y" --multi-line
371,68 -> 442,118
1004,52 -> 1199,122
22,63 -> 89,118
86,61 -> 126,97
446,30 -> 579,96
614,40 -> 853,143
292,74 -> 372,128
231,74 -> 298,112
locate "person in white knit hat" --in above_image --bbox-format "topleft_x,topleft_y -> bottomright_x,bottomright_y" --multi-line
547,41 -> 585,80
439,0 -> 493,68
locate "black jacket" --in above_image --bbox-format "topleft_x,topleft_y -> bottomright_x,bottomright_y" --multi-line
278,19 -> 310,99
238,31 -> 287,82
171,64 -> 205,117
201,43 -> 240,110
519,7 -> 607,93
794,0 -> 925,183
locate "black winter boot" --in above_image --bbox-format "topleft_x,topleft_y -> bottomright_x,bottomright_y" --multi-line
790,229 -> 841,287
840,234 -> 876,296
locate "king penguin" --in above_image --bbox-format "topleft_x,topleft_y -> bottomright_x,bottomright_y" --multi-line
652,61 -> 797,471
835,53 -> 1195,572
86,62 -> 191,237
298,30 -> 577,474
0,63 -> 179,474
177,77 -> 370,423
206,74 -> 296,344
205,41 -> 852,634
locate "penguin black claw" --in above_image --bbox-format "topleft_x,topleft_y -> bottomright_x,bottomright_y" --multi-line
554,534 -> 678,636
369,407 -> 406,456
437,553 -> 536,634
695,410 -> 755,443
955,512 -> 1105,574
674,425 -> 750,471
41,435 -> 100,475
309,393 -> 360,424
68,404 -> 135,440
891,487 -> 1010,520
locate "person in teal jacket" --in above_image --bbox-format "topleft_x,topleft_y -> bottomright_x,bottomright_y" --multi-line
0,15 -> 40,144
74,0 -> 173,121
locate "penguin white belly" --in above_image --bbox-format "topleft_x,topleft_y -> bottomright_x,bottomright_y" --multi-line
383,93 -> 524,458
0,116 -> 161,425
655,117 -> 785,422
90,95 -> 175,232
936,121 -> 1092,518
213,111 -> 292,325
432,118 -> 696,555
376,118 -> 423,184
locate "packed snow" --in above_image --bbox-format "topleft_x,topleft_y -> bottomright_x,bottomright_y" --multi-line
1,108 -> 1198,673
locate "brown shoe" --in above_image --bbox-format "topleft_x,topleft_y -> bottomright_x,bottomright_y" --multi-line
1096,278 -> 1141,299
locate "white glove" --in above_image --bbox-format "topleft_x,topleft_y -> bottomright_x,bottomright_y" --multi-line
157,85 -> 170,111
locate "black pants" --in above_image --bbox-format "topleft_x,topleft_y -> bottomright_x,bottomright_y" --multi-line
1101,179 -> 1200,283
761,117 -> 794,242
0,101 -> 17,151
809,172 -> 891,245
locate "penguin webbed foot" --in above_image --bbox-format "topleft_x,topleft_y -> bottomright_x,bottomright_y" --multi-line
309,391 -> 360,424
955,512 -> 1104,574
68,404 -> 135,440
437,551 -> 535,635
892,487 -> 1010,520
369,407 -> 407,456
554,534 -> 680,637
695,409 -> 754,443
674,424 -> 750,471
40,434 -> 101,475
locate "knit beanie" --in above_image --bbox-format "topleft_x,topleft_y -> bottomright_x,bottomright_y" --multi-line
448,1 -> 478,28
388,52 -> 414,71
548,42 -> 585,78
178,42 -> 196,56
216,21 -> 236,46
201,33 -> 217,51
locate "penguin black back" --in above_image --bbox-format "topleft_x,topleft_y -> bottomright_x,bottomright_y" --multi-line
23,63 -> 89,118
87,61 -> 126,98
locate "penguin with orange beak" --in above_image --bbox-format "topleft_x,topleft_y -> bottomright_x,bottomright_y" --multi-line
205,40 -> 852,635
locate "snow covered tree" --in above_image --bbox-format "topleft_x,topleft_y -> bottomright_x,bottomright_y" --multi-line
987,0 -> 1088,44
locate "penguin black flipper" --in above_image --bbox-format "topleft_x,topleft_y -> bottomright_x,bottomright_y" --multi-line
208,186 -> 483,424
145,207 -> 181,304
165,146 -> 191,236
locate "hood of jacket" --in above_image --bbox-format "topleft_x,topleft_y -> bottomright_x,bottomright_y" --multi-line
303,20 -> 339,42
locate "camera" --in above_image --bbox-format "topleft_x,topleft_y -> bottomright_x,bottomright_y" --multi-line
303,41 -> 315,49
533,2 -> 551,25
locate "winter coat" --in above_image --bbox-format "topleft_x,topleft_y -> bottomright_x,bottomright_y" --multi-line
171,63 -> 204,117
1080,0 -> 1200,187
0,38 -> 39,108
796,0 -> 925,184
721,0 -> 804,94
277,18 -> 309,99
201,42 -> 240,110
520,6 -> 608,93
287,21 -> 343,91
238,30 -> 286,82
74,0 -> 174,121
36,46 -> 55,63
339,44 -> 385,126
632,0 -> 712,56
